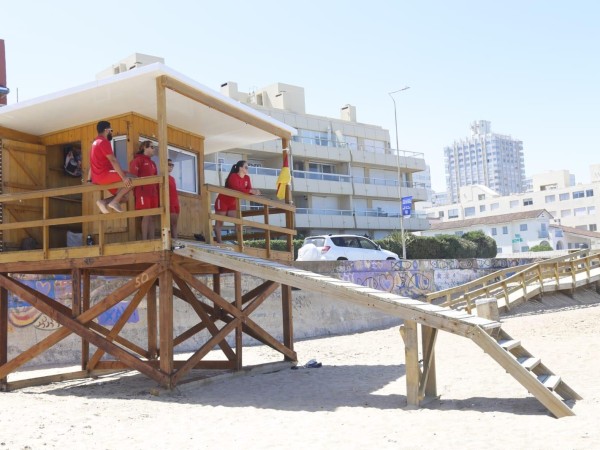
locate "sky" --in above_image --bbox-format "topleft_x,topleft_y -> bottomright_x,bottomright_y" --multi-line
2,0 -> 599,192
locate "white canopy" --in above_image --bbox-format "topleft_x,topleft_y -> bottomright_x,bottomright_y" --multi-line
0,63 -> 296,154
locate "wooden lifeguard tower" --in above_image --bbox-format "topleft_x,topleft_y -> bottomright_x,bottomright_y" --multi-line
0,63 -> 298,389
0,63 -> 582,418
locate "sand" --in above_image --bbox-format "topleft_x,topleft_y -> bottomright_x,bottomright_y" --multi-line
1,301 -> 599,450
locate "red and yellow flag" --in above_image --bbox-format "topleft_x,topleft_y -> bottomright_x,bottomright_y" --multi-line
276,150 -> 291,200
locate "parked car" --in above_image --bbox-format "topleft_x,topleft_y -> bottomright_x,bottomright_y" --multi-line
296,234 -> 399,261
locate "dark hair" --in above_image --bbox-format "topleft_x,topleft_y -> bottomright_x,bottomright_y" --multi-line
96,120 -> 111,133
137,140 -> 153,154
225,160 -> 247,187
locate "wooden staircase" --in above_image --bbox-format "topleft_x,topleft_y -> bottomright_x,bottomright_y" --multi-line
175,242 -> 581,418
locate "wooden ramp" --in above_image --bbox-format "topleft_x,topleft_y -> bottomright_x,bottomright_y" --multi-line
176,243 -> 580,418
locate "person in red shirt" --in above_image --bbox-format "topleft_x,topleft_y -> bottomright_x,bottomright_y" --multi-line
90,120 -> 133,213
168,158 -> 180,239
129,141 -> 159,240
214,160 -> 260,243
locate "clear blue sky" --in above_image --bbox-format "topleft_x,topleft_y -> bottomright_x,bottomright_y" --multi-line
2,0 -> 599,192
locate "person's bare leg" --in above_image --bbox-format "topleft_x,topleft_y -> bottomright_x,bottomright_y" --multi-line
170,213 -> 179,239
214,217 -> 223,243
108,188 -> 132,212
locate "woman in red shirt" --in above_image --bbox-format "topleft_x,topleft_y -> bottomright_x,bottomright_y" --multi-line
214,160 -> 260,243
129,141 -> 158,240
168,159 -> 180,239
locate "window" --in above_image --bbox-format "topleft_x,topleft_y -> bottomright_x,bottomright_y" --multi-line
502,226 -> 508,234
491,227 -> 497,236
545,195 -> 555,203
112,136 -> 128,171
559,193 -> 570,201
491,202 -> 499,210
448,208 -> 459,219
521,246 -> 529,252
590,224 -> 597,232
519,224 -> 528,231
574,207 -> 586,216
139,138 -> 198,194
573,190 -> 584,199
509,200 -> 519,208
588,206 -> 596,215
586,189 -> 594,197
464,206 -> 475,217
480,205 -> 486,212
561,209 -> 571,217
523,198 -> 533,206
478,194 -> 485,200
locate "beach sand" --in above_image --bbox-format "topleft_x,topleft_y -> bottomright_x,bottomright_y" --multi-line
1,299 -> 599,450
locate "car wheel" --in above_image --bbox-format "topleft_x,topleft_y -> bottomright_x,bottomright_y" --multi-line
337,257 -> 348,261
386,257 -> 397,260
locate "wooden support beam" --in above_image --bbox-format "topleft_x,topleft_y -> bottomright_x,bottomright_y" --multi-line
400,320 -> 420,407
156,76 -> 171,251
0,287 -> 7,388
147,280 -> 158,360
419,326 -> 438,400
158,267 -> 174,385
282,284 -> 294,360
234,271 -> 243,370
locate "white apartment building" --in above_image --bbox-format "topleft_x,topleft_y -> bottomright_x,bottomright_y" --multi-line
444,120 -> 525,203
421,209 -> 599,254
208,81 -> 430,239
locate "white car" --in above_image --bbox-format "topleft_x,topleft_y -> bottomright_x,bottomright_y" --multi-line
296,234 -> 399,261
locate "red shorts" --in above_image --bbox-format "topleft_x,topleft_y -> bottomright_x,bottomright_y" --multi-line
93,171 -> 122,195
215,194 -> 236,212
135,193 -> 159,210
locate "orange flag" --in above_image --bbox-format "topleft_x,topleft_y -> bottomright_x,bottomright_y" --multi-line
276,150 -> 291,200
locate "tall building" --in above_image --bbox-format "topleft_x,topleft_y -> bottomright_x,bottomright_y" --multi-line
214,81 -> 430,239
444,120 -> 525,203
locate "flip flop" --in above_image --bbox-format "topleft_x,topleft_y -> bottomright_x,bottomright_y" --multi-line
108,202 -> 123,213
96,199 -> 109,214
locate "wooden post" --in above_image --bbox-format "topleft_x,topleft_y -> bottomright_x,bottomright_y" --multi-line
420,325 -> 438,400
281,284 -> 294,360
400,320 -> 419,407
147,280 -> 158,359
81,269 -> 90,369
158,267 -> 173,386
234,271 -> 242,370
475,298 -> 499,322
0,286 -> 7,388
156,76 -> 171,251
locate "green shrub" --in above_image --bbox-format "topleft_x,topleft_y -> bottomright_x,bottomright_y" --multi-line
462,230 -> 497,258
244,239 -> 305,259
530,242 -> 553,252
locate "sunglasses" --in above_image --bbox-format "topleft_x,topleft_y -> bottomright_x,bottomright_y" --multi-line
168,163 -> 174,167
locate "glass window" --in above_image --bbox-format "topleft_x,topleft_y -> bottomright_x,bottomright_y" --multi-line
573,190 -> 585,199
480,205 -> 486,212
574,207 -> 586,216
561,209 -> 571,217
502,226 -> 508,234
112,136 -> 128,171
464,206 -> 475,217
586,189 -> 594,197
491,202 -> 499,210
509,200 -> 519,208
523,198 -> 533,206
521,246 -> 529,252
588,206 -> 596,215
559,193 -> 570,201
491,227 -> 497,236
590,224 -> 597,232
448,208 -> 459,219
478,194 -> 485,200
545,195 -> 555,203
520,224 -> 528,231
140,138 -> 198,194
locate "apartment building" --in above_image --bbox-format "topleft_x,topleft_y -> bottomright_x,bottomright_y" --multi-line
420,165 -> 600,251
444,120 -> 525,203
208,81 -> 430,239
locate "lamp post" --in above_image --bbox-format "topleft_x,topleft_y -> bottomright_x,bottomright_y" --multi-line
389,86 -> 410,259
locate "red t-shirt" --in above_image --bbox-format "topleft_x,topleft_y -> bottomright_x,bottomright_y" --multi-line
215,173 -> 252,212
169,175 -> 180,214
90,135 -> 115,180
129,154 -> 158,202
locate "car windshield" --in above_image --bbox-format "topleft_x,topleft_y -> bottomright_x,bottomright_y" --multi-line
304,237 -> 326,247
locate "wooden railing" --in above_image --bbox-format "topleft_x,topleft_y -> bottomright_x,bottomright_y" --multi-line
0,176 -> 166,262
204,184 -> 296,260
426,249 -> 600,312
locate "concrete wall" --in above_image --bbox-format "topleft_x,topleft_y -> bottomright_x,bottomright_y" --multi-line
5,257 -> 534,368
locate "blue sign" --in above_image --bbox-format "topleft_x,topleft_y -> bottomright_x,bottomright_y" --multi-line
401,196 -> 412,217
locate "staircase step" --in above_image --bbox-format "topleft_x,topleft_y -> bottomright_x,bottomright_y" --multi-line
538,374 -> 561,390
498,339 -> 521,351
517,356 -> 541,370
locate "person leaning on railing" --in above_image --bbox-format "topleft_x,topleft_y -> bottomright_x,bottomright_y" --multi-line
89,120 -> 133,214
213,160 -> 260,243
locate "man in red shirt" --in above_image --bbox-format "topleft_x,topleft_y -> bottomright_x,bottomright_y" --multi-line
90,120 -> 133,213
167,158 -> 180,239
129,141 -> 159,239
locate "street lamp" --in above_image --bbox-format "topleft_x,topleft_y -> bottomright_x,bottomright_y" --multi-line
389,86 -> 410,259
